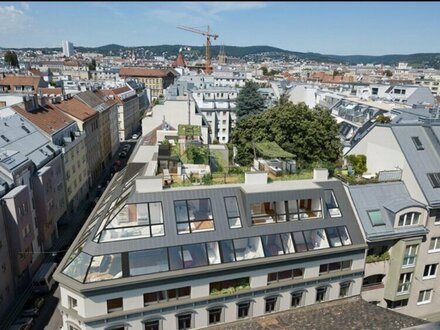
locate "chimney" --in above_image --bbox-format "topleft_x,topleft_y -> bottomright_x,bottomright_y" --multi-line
313,168 -> 329,181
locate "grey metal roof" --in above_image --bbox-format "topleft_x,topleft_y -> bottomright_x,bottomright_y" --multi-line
348,182 -> 428,241
391,124 -> 440,207
0,107 -> 60,171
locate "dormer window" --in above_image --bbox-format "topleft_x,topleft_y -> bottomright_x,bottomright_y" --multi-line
398,212 -> 420,227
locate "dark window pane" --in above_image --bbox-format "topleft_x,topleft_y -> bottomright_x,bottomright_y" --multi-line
268,272 -> 278,283
238,302 -> 250,318
220,240 -> 235,262
182,243 -> 208,268
145,320 -> 159,330
293,232 -> 308,252
169,246 -> 183,270
178,286 -> 191,298
168,289 -> 177,300
178,314 -> 192,330
144,292 -> 158,305
278,270 -> 293,281
208,308 -> 222,324
262,234 -> 284,256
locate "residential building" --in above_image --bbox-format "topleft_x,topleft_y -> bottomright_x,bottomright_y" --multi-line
213,68 -> 246,87
54,164 -> 367,330
0,202 -> 15,320
0,75 -> 47,94
347,120 -> 440,319
62,40 -> 74,58
119,67 -> 178,99
361,84 -> 435,106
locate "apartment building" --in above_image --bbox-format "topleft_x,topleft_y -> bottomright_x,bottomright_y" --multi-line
54,162 -> 367,330
119,67 -> 178,99
213,69 -> 246,87
346,120 -> 440,319
0,203 -> 15,320
0,75 -> 47,94
415,77 -> 440,96
11,99 -> 89,213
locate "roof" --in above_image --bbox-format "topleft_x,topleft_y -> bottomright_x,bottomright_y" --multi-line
348,182 -> 428,241
54,169 -> 366,292
120,67 -> 177,78
0,107 -> 60,170
39,87 -> 63,96
209,296 -> 426,330
51,97 -> 98,121
255,142 -> 294,159
390,124 -> 440,207
11,103 -> 74,135
0,75 -> 44,91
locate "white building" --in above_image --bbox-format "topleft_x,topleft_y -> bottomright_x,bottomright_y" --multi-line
62,40 -> 74,58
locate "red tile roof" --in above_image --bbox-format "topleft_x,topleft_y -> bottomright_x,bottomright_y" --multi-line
0,75 -> 44,91
119,67 -> 177,78
39,88 -> 63,96
11,103 -> 74,135
51,97 -> 98,121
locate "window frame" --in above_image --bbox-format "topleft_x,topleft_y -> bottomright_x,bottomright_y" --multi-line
107,297 -> 123,313
291,290 -> 305,308
402,244 -> 418,268
368,209 -> 385,226
398,212 -> 420,227
264,296 -> 279,314
417,289 -> 433,305
397,272 -> 413,295
224,196 -> 242,229
339,281 -> 352,298
174,199 -> 215,234
207,306 -> 223,325
315,286 -> 329,303
423,264 -> 438,279
237,301 -> 252,319
428,237 -> 440,253
176,312 -> 194,330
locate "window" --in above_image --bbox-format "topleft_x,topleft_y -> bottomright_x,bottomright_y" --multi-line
107,297 -> 123,313
68,296 -> 78,309
224,197 -> 242,228
21,125 -> 31,134
429,237 -> 440,252
208,307 -> 223,325
397,273 -> 412,295
174,199 -> 214,234
267,268 -> 304,284
144,320 -> 160,330
368,210 -> 385,226
177,313 -> 193,330
265,296 -> 278,313
319,260 -> 352,274
316,287 -> 328,303
402,245 -> 418,267
1,135 -> 10,142
427,173 -> 440,188
210,278 -> 249,295
423,264 -> 437,279
435,216 -> 440,225
398,212 -> 420,226
363,274 -> 385,287
237,301 -> 251,319
324,190 -> 341,217
291,291 -> 305,307
387,299 -> 408,309
339,282 -> 351,297
417,289 -> 432,304
411,137 -> 424,150
143,287 -> 190,306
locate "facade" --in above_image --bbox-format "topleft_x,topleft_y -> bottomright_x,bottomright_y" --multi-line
347,121 -> 440,319
62,40 -> 74,58
119,67 -> 178,99
0,75 -> 47,94
213,69 -> 246,87
54,163 -> 367,330
0,202 -> 15,320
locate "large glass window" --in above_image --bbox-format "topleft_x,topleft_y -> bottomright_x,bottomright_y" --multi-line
303,229 -> 330,250
262,234 -> 284,256
233,237 -> 264,261
144,286 -> 190,306
219,240 -> 236,263
175,199 -> 214,234
85,254 -> 122,283
267,268 -> 304,284
62,252 -> 92,283
324,190 -> 341,217
181,243 -> 208,268
206,242 -> 221,265
326,227 -> 343,247
292,232 -> 308,252
129,249 -> 169,276
251,202 -> 276,224
224,197 -> 242,228
319,260 -> 352,274
280,233 -> 295,253
337,226 -> 352,245
398,212 -> 420,226
298,199 -> 322,219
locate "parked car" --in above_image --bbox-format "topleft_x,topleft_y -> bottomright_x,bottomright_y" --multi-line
131,133 -> 139,140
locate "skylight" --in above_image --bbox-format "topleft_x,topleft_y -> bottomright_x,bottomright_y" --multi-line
428,173 -> 440,188
368,210 -> 385,226
411,136 -> 424,150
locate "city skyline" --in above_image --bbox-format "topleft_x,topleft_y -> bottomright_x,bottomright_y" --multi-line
1,1 -> 440,55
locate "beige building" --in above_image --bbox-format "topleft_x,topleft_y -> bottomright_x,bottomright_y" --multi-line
119,67 -> 177,99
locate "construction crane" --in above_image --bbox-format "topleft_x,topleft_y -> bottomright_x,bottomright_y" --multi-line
177,25 -> 219,74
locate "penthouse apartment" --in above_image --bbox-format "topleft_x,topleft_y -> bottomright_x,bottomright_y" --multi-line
54,155 -> 367,330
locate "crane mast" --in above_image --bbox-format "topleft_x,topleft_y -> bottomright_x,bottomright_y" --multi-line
177,25 -> 219,74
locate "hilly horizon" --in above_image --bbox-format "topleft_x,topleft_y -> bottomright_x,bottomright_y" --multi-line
2,43 -> 440,68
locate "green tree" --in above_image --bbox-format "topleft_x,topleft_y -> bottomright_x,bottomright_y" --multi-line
235,81 -> 266,121
346,154 -> 367,175
231,102 -> 341,167
88,59 -> 97,71
375,114 -> 391,124
384,69 -> 393,77
4,50 -> 19,67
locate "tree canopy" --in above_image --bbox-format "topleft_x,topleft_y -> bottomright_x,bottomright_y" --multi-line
232,102 -> 341,167
4,50 -> 19,67
235,81 -> 266,121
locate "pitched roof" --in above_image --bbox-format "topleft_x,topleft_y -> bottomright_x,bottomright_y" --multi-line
11,103 -> 74,135
51,97 -> 98,121
119,67 -> 177,78
39,87 -> 63,96
0,75 -> 44,91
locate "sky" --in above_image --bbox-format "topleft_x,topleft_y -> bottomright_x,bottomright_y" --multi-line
1,1 -> 440,56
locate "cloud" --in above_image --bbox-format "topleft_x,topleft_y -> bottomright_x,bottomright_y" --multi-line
149,2 -> 268,27
90,2 -> 123,17
0,5 -> 31,34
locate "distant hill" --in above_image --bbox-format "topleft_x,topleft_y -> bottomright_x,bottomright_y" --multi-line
2,44 -> 440,69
